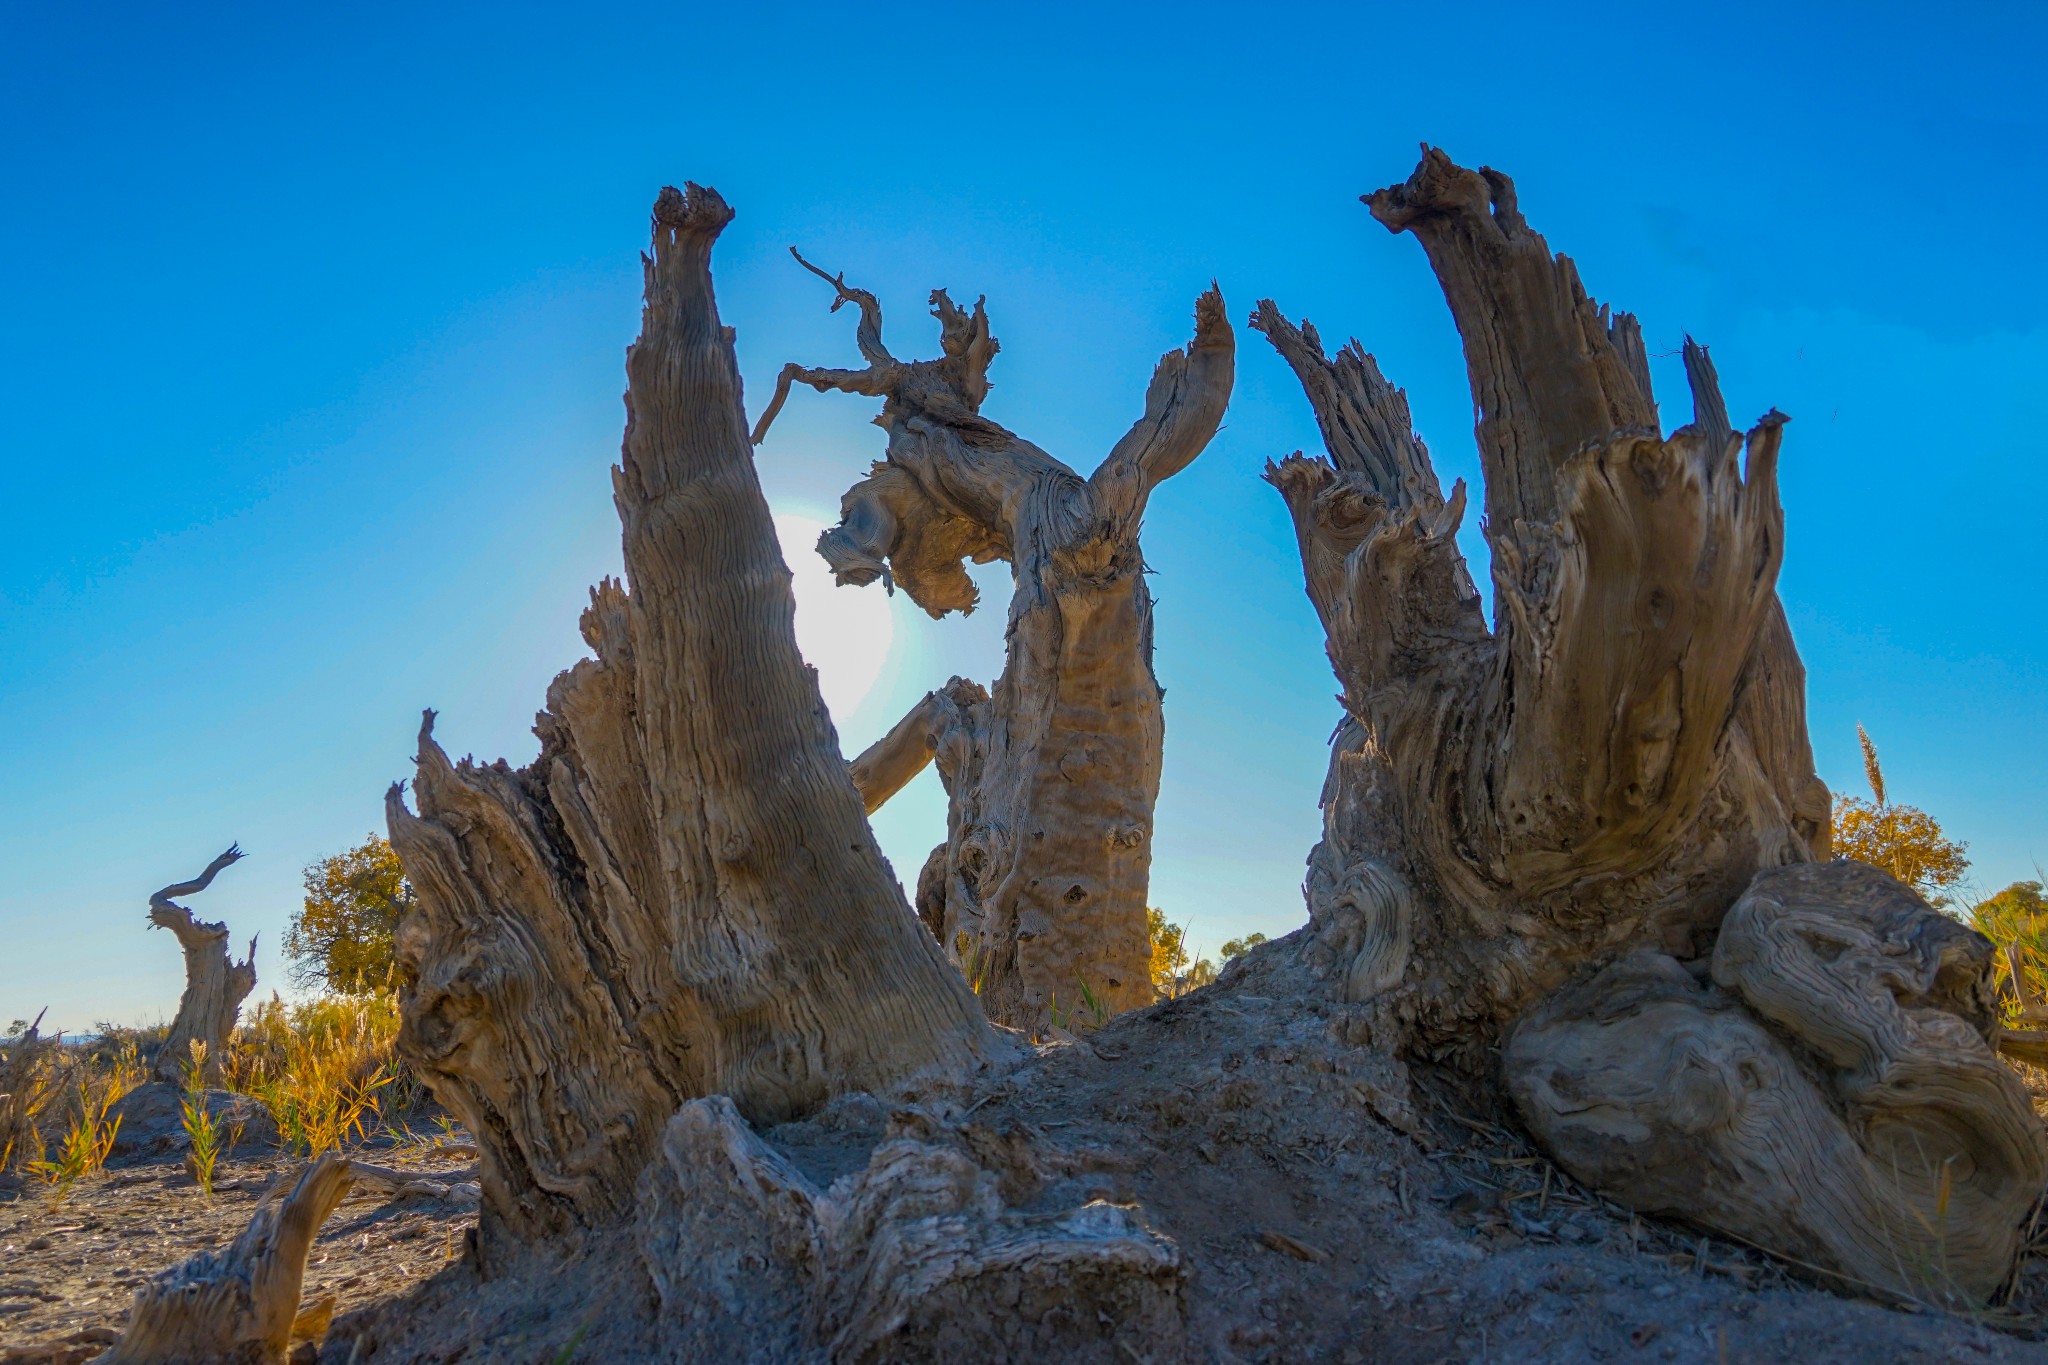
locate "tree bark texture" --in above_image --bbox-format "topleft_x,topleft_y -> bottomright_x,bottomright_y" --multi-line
148,844 -> 256,1085
383,186 -> 1000,1260
761,260 -> 1235,1028
1259,148 -> 2043,1301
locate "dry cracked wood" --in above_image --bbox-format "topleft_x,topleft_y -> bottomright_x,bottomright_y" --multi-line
383,185 -> 999,1262
1261,148 -> 2042,1301
1258,147 -> 1829,1041
147,845 -> 256,1085
95,1152 -> 354,1365
761,256 -> 1235,1028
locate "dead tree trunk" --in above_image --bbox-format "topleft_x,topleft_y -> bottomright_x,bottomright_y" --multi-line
756,257 -> 1234,1029
1257,148 -> 2044,1303
382,184 -> 1006,1257
148,844 -> 255,1084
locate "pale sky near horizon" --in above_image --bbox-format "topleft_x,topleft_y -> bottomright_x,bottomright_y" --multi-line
3,2 -> 2043,1033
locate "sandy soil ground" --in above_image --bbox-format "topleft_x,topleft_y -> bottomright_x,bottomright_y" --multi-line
0,1140 -> 476,1364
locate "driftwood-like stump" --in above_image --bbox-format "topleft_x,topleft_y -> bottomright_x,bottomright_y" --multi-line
96,1152 -> 354,1365
1258,148 -> 2044,1301
147,844 -> 255,1084
757,255 -> 1235,1028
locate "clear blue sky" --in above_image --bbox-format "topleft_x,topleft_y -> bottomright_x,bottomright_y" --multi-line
3,2 -> 2042,1032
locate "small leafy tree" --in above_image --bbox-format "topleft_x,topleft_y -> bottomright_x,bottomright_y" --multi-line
1976,880 -> 2048,937
1219,932 -> 1268,961
284,835 -> 414,994
1833,725 -> 1969,906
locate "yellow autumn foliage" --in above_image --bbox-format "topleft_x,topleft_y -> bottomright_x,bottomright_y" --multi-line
1834,725 -> 1969,906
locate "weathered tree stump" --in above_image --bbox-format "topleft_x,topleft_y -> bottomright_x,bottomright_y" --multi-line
1257,147 -> 2044,1302
147,844 -> 255,1085
756,252 -> 1235,1029
113,161 -> 2048,1362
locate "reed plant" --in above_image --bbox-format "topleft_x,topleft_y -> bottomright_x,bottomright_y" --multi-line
24,1076 -> 124,1204
180,1040 -> 231,1195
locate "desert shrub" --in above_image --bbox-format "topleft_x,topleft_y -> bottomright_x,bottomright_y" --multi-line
221,991 -> 422,1153
86,1020 -> 166,1078
2,1015 -> 143,1185
25,1084 -> 122,1205
1,1013 -> 62,1174
285,834 -> 415,995
1974,880 -> 2048,1025
1833,725 -> 1969,906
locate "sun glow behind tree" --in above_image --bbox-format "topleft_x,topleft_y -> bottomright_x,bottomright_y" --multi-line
773,511 -> 894,720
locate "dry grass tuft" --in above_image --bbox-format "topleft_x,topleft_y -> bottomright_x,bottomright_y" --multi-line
221,992 -> 418,1155
1,1011 -> 64,1172
2,1016 -> 143,1193
4,991 -> 429,1185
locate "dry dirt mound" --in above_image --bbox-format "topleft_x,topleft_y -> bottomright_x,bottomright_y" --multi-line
103,1083 -> 278,1163
312,933 -> 2048,1363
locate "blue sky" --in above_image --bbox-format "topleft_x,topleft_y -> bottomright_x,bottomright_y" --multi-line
3,2 -> 2042,1032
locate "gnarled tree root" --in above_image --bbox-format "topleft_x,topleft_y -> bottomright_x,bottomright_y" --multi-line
95,1152 -> 354,1364
636,1097 -> 1189,1364
1507,862 -> 2048,1305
